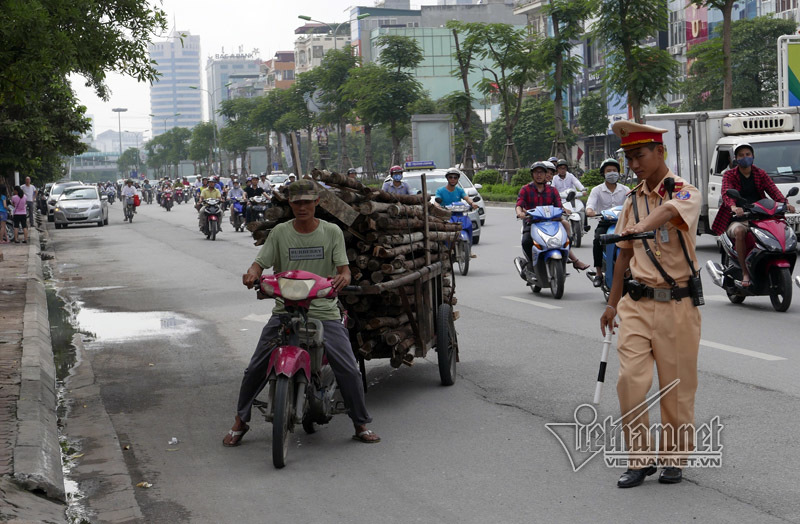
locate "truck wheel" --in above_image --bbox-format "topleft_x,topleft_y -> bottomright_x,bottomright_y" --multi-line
436,303 -> 457,386
272,375 -> 293,468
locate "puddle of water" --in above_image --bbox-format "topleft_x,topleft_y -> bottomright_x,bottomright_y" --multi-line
78,286 -> 126,292
76,307 -> 197,342
46,286 -> 79,382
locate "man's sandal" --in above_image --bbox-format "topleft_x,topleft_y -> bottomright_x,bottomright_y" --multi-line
222,424 -> 249,447
352,429 -> 381,443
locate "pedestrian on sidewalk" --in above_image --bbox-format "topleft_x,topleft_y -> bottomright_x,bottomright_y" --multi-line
0,182 -> 9,243
21,177 -> 37,226
11,186 -> 29,244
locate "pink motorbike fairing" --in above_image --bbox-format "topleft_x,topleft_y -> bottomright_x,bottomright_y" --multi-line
259,270 -> 337,309
267,345 -> 311,381
752,218 -> 788,251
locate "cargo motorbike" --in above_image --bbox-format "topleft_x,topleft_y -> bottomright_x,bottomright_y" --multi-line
250,270 -> 349,468
706,187 -> 798,312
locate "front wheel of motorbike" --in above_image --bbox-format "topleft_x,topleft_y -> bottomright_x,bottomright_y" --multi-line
548,258 -> 565,299
436,303 -> 457,386
458,240 -> 470,276
769,267 -> 792,312
572,221 -> 582,247
210,221 -> 217,241
272,375 -> 293,468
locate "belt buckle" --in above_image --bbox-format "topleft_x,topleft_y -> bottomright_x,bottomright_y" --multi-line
653,288 -> 671,302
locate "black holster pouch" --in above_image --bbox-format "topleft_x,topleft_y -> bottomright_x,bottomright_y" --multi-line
626,279 -> 645,301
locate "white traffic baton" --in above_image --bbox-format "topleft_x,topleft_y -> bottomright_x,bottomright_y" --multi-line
593,331 -> 613,405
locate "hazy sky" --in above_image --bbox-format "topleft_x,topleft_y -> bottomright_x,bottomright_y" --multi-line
72,0 -> 436,138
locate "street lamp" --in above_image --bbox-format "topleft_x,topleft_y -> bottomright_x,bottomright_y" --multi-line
297,12 -> 370,52
189,83 -> 231,174
112,108 -> 127,159
149,112 -> 181,135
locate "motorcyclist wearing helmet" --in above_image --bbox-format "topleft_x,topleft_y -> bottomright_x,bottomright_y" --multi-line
435,168 -> 478,209
552,159 -> 585,194
516,162 -> 590,271
586,158 -> 630,287
120,179 -> 138,219
382,165 -> 412,195
711,142 -> 795,287
543,161 -> 556,184
347,168 -> 358,180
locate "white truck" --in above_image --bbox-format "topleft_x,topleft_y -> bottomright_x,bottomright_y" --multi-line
644,107 -> 800,234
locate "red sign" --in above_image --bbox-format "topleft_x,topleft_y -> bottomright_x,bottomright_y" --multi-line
685,2 -> 709,50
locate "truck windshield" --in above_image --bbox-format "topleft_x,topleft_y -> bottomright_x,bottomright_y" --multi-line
754,141 -> 800,182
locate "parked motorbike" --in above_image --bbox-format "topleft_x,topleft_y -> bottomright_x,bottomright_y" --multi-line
250,270 -> 347,468
201,198 -> 222,240
230,197 -> 246,232
174,187 -> 184,205
513,205 -> 570,299
123,196 -> 135,223
248,194 -> 269,223
586,205 -> 625,302
445,202 -> 474,276
560,189 -> 589,248
161,189 -> 173,212
705,187 -> 798,312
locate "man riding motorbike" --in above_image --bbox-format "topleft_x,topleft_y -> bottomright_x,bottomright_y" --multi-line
516,162 -> 590,272
586,158 -> 630,287
223,179 -> 379,447
435,169 -> 478,209
381,165 -> 412,195
552,159 -> 585,194
244,176 -> 265,224
120,179 -> 138,221
711,142 -> 796,287
199,178 -> 222,232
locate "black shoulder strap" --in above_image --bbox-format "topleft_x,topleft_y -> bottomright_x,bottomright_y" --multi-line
631,192 -> 679,289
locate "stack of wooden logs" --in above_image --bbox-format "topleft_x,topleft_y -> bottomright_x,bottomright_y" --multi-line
248,169 -> 460,367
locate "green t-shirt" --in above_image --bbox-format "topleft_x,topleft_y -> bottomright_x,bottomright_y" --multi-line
254,219 -> 348,320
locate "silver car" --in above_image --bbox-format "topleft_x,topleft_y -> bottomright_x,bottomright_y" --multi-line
53,185 -> 109,229
47,181 -> 82,222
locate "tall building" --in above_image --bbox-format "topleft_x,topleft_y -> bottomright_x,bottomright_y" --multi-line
148,29 -> 203,137
205,49 -> 261,128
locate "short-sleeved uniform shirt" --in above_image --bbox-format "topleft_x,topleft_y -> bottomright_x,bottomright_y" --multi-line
435,185 -> 466,206
615,172 -> 701,287
254,219 -> 348,320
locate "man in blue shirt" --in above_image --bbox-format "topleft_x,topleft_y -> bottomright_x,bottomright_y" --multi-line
435,169 -> 478,209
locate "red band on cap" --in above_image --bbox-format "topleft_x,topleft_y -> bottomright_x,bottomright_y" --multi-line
620,131 -> 664,147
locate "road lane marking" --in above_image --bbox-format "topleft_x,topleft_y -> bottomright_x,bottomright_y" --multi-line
700,339 -> 786,361
243,314 -> 271,323
501,295 -> 563,310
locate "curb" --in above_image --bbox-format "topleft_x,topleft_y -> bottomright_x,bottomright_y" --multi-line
14,225 -> 65,502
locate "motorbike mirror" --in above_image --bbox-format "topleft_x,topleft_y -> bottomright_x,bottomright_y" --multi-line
566,192 -> 576,203
472,196 -> 481,202
725,188 -> 742,200
787,186 -> 799,197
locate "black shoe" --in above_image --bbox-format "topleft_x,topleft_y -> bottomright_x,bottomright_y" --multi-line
658,467 -> 682,484
592,274 -> 603,288
617,465 -> 657,488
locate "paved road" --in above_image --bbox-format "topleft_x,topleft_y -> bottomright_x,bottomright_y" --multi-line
47,201 -> 800,523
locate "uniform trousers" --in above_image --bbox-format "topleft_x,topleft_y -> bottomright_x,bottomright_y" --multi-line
236,315 -> 372,426
616,293 -> 701,468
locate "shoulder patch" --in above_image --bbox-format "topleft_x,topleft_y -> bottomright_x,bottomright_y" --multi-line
675,189 -> 691,200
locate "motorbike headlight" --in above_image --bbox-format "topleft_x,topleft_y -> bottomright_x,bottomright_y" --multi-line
546,237 -> 562,249
786,228 -> 797,252
752,228 -> 781,251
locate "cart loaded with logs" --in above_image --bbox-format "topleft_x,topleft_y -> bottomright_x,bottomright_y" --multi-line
248,169 -> 461,386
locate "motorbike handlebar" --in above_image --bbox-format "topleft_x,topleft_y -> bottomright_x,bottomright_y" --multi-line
599,230 -> 656,245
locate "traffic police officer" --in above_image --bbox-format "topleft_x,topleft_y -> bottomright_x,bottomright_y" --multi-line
600,121 -> 703,488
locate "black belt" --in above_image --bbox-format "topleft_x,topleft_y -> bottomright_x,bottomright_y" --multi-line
640,285 -> 691,302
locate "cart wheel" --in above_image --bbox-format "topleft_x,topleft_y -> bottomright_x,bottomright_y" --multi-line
272,375 -> 293,468
436,303 -> 457,386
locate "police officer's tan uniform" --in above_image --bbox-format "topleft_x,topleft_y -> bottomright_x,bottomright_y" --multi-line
611,122 -> 702,472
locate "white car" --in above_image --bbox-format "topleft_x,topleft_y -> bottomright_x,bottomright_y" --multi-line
384,169 -> 483,244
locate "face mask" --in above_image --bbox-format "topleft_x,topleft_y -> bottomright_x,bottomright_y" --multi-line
737,156 -> 754,168
392,174 -> 403,181
604,172 -> 620,184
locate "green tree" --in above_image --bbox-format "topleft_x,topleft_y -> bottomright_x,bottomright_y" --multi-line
189,122 -> 217,174
218,98 -> 261,174
577,91 -> 610,169
1,0 -> 167,180
315,46 -> 360,171
375,35 -> 425,166
118,147 -> 141,175
144,127 -> 191,178
593,0 -> 680,122
541,0 -> 595,161
251,89 -> 290,174
468,23 -> 542,172
682,16 -> 797,111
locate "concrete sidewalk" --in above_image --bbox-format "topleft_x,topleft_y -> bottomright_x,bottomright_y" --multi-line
0,227 -> 66,523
